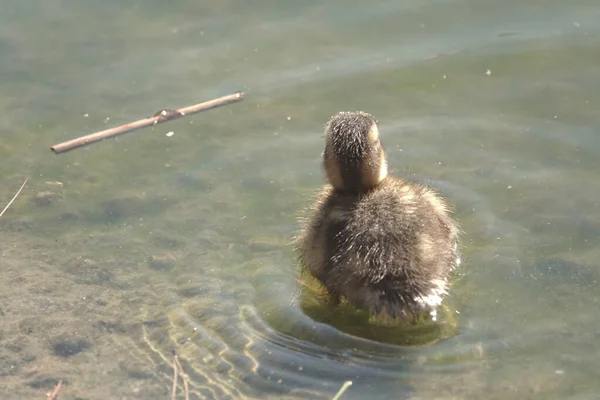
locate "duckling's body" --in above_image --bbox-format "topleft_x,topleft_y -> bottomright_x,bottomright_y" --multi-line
296,111 -> 459,321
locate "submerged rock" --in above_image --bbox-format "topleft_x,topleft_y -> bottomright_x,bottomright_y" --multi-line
33,191 -> 56,207
50,334 -> 91,358
63,257 -> 114,286
147,253 -> 176,271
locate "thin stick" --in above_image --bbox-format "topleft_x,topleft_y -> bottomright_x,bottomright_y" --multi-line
0,178 -> 28,218
47,380 -> 63,400
331,380 -> 352,400
171,354 -> 179,400
174,355 -> 190,400
50,92 -> 245,154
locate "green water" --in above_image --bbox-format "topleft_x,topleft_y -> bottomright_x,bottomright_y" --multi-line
1,0 -> 600,399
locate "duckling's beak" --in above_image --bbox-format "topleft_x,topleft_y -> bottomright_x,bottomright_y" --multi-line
378,154 -> 388,182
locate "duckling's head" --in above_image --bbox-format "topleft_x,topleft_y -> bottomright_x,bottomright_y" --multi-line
323,111 -> 388,193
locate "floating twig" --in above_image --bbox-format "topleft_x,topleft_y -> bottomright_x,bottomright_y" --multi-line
174,355 -> 190,400
171,354 -> 179,400
50,92 -> 245,154
46,380 -> 63,400
0,178 -> 28,218
331,380 -> 352,400
171,353 -> 190,400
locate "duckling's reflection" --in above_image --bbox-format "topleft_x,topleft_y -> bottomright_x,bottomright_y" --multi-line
297,273 -> 458,346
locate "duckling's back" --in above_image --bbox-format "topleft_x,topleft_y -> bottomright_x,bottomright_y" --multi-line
297,177 -> 459,319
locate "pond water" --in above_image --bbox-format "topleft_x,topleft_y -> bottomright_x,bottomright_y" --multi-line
1,0 -> 600,399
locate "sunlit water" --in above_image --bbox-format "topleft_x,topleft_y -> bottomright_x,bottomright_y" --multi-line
1,0 -> 600,399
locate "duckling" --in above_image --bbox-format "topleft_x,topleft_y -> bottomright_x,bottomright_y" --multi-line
296,111 -> 459,322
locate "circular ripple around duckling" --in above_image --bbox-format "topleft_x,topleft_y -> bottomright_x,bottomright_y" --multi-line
133,245 -> 336,399
131,113 -> 512,399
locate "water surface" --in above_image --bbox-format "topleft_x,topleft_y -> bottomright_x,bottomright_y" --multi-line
1,0 -> 600,399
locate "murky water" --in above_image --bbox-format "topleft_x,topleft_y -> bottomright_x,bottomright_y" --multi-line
1,0 -> 600,399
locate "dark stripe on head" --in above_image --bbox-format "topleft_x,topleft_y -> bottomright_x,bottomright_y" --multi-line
324,112 -> 387,193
